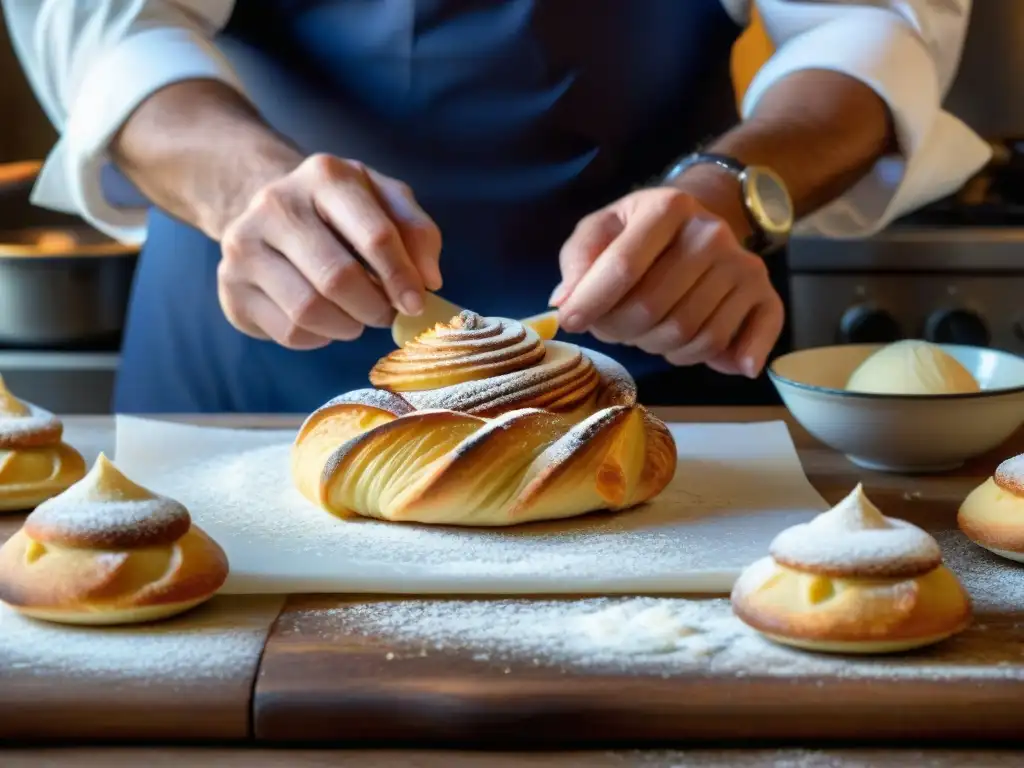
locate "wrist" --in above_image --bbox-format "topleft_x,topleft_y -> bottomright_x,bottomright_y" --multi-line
199,129 -> 304,240
664,164 -> 755,246
112,79 -> 305,240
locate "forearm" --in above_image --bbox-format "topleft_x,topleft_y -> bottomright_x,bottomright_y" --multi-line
110,79 -> 303,240
674,69 -> 895,239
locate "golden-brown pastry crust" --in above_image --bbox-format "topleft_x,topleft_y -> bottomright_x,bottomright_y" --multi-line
732,484 -> 972,654
0,454 -> 229,625
372,311 -> 548,391
0,376 -> 86,511
292,312 -> 676,527
731,558 -> 972,652
957,456 -> 1024,557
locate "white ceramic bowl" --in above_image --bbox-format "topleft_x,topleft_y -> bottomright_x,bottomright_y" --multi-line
767,344 -> 1024,473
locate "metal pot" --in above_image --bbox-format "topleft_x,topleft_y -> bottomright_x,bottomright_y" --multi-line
0,162 -> 139,348
944,3 -> 1024,139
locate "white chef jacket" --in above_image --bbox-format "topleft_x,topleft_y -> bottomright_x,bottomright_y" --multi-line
2,0 -> 992,245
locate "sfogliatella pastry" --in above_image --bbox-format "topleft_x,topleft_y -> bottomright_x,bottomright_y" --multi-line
292,310 -> 677,526
0,453 -> 229,625
731,484 -> 971,654
0,375 -> 86,511
958,454 -> 1024,563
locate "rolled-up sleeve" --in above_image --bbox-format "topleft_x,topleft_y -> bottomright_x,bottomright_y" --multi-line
746,0 -> 991,238
2,1 -> 240,243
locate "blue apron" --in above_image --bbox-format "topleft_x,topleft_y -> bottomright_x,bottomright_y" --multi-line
115,0 -> 778,413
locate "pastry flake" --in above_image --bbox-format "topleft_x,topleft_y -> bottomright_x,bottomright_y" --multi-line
293,311 -> 676,527
731,484 -> 972,654
0,453 -> 229,625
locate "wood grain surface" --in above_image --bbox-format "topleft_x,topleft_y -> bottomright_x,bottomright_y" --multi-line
4,409 -> 1024,753
0,415 -> 289,742
253,408 -> 1024,746
5,747 -> 1024,767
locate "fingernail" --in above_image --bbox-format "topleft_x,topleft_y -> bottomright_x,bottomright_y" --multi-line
426,265 -> 443,292
742,356 -> 758,378
561,312 -> 584,333
549,282 -> 567,307
400,290 -> 424,316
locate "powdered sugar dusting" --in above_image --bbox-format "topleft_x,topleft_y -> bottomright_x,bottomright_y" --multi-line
769,484 -> 941,577
25,456 -> 190,548
0,595 -> 283,682
0,398 -> 60,443
995,453 -> 1024,494
296,530 -> 1024,680
112,417 -> 828,595
403,340 -> 595,414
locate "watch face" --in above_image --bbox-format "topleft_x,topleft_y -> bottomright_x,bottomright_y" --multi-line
744,167 -> 794,235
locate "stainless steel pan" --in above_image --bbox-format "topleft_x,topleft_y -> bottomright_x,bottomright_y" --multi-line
0,161 -> 139,347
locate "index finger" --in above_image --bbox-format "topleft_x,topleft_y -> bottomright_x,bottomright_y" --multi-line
314,176 -> 426,316
558,199 -> 686,332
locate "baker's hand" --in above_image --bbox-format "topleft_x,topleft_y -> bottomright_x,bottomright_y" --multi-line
552,187 -> 783,377
218,154 -> 442,349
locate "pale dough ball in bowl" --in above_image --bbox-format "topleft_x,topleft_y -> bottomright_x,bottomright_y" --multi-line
768,342 -> 1024,473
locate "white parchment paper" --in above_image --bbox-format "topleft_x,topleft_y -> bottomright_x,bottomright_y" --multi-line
113,416 -> 829,595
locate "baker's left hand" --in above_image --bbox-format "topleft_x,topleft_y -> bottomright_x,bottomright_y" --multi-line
552,186 -> 784,378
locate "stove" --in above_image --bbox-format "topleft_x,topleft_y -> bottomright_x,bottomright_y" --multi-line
0,336 -> 120,414
786,140 -> 1024,354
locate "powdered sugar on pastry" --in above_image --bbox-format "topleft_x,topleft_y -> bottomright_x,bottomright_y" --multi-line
994,454 -> 1024,496
769,483 -> 942,578
371,312 -> 546,391
0,375 -> 62,446
24,453 -> 190,549
403,341 -> 598,415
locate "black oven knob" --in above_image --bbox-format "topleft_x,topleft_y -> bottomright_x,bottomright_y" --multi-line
925,309 -> 990,347
838,304 -> 902,344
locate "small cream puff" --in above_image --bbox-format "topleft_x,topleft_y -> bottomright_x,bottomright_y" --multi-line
958,454 -> 1024,563
732,484 -> 971,654
0,375 -> 86,512
0,453 -> 229,625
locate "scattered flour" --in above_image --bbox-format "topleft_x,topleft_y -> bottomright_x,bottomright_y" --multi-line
113,418 -> 827,594
0,595 -> 283,682
290,530 -> 1024,681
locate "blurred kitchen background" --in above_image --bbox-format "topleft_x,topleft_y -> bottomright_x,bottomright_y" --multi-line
0,6 -> 1022,413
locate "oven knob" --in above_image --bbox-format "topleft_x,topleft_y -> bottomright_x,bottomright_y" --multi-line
838,305 -> 902,344
925,309 -> 990,347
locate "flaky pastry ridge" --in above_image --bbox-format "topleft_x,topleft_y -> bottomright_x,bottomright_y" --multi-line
958,454 -> 1024,562
732,484 -> 971,654
0,375 -> 86,512
292,311 -> 677,526
0,454 -> 229,625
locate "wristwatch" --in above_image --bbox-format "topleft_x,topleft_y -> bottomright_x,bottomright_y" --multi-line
659,152 -> 794,255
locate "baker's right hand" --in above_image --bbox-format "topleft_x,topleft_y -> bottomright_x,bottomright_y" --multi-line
217,154 -> 442,349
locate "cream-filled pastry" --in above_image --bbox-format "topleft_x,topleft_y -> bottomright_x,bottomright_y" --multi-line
292,310 -> 677,526
958,454 -> 1024,563
731,484 -> 971,654
846,340 -> 979,395
0,453 -> 229,625
0,375 -> 86,512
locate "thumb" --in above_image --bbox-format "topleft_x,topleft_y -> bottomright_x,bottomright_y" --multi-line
369,171 -> 443,292
552,209 -> 623,307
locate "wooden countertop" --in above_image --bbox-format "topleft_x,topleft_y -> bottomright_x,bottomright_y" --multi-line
3,407 -> 1023,763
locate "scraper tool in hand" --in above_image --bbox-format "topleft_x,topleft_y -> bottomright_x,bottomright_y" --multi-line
392,293 -> 560,347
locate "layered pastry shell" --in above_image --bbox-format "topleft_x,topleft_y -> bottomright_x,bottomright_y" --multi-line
0,453 -> 229,625
0,375 -> 86,511
958,454 -> 1024,563
732,484 -> 972,654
